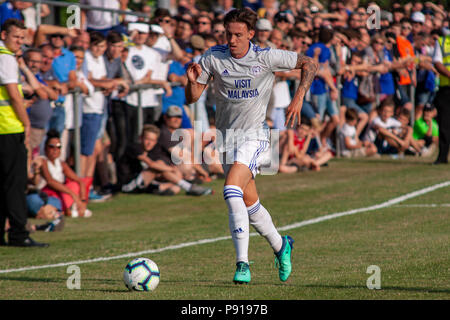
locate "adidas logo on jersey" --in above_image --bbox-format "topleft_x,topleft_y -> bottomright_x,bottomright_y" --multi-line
222,69 -> 230,76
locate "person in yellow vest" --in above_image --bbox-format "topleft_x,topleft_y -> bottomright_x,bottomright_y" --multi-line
431,35 -> 450,164
0,19 -> 49,247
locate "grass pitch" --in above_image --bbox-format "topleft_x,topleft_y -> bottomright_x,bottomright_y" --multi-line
0,157 -> 449,300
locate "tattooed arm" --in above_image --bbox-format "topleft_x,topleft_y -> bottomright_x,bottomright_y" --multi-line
284,53 -> 319,127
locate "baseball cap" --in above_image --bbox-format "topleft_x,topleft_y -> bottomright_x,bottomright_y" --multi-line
166,106 -> 183,117
149,24 -> 164,34
381,11 -> 393,23
411,11 -> 425,24
310,6 -> 320,14
274,11 -> 294,24
128,22 -> 149,33
423,103 -> 435,112
190,35 -> 205,50
256,19 -> 273,31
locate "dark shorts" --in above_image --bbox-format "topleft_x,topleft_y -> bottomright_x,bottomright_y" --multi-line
80,113 -> 103,156
394,85 -> 411,107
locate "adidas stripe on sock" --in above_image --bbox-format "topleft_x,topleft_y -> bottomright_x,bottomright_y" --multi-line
247,199 -> 283,253
224,185 -> 249,264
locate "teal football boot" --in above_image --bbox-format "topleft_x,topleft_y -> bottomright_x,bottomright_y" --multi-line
275,236 -> 294,282
233,261 -> 251,284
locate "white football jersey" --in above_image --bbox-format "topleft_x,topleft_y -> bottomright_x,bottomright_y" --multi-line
197,42 -> 297,150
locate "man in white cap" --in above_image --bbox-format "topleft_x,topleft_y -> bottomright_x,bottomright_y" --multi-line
125,23 -> 172,144
411,11 -> 425,41
252,18 -> 276,49
146,19 -> 187,123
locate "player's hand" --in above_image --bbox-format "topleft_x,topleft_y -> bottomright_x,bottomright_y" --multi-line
285,101 -> 303,128
186,62 -> 202,83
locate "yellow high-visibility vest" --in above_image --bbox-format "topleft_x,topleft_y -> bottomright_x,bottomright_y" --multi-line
438,36 -> 450,87
0,46 -> 24,134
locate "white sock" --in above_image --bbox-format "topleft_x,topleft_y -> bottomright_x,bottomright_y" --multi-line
224,185 -> 249,263
247,199 -> 283,253
121,173 -> 145,192
177,179 -> 192,191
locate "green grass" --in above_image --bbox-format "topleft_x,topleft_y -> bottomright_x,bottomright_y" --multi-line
0,157 -> 449,300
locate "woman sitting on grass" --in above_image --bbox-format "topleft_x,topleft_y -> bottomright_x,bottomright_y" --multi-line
40,130 -> 92,218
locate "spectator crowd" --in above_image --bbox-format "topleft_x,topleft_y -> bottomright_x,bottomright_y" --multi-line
1,0 -> 449,240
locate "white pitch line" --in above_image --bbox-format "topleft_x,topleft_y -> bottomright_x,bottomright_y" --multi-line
393,204 -> 450,208
0,180 -> 449,275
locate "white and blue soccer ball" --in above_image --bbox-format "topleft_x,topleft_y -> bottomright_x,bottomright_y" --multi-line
123,257 -> 160,291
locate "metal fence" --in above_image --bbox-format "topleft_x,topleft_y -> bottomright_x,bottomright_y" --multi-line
69,82 -> 182,175
16,0 -> 183,174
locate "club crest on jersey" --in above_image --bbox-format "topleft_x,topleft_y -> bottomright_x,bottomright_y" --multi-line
222,69 -> 230,76
250,66 -> 262,75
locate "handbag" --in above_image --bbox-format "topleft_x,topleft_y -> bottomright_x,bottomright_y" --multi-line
357,75 -> 376,105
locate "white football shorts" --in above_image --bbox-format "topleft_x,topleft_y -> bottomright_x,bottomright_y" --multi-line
221,140 -> 271,178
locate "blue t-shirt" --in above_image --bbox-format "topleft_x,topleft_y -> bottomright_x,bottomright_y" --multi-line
342,76 -> 359,100
161,61 -> 192,129
26,73 -> 53,129
52,48 -> 76,82
379,48 -> 395,95
306,43 -> 330,95
0,2 -> 23,28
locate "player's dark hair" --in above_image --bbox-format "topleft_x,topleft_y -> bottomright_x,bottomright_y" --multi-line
45,129 -> 61,146
23,48 -> 42,61
345,108 -> 358,121
1,18 -> 26,33
141,124 -> 160,137
224,8 -> 258,31
399,107 -> 411,118
300,116 -> 312,127
379,96 -> 395,110
318,27 -> 334,44
153,8 -> 171,19
69,45 -> 85,53
89,31 -> 106,46
106,30 -> 123,44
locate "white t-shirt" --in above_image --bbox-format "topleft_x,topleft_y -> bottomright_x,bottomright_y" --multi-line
83,50 -> 107,114
125,45 -> 160,107
65,70 -> 95,129
272,80 -> 291,108
339,122 -> 357,155
371,116 -> 402,131
45,157 -> 65,184
366,115 -> 402,142
432,39 -> 443,64
0,41 -> 19,85
150,36 -> 173,95
81,0 -> 120,30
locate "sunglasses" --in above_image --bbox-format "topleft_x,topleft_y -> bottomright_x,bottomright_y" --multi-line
48,143 -> 62,149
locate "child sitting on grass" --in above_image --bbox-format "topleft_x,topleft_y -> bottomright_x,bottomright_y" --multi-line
279,118 -> 332,172
368,98 -> 415,156
340,108 -> 378,158
412,103 -> 439,157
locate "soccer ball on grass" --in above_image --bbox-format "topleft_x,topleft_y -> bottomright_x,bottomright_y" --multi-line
123,257 -> 160,291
